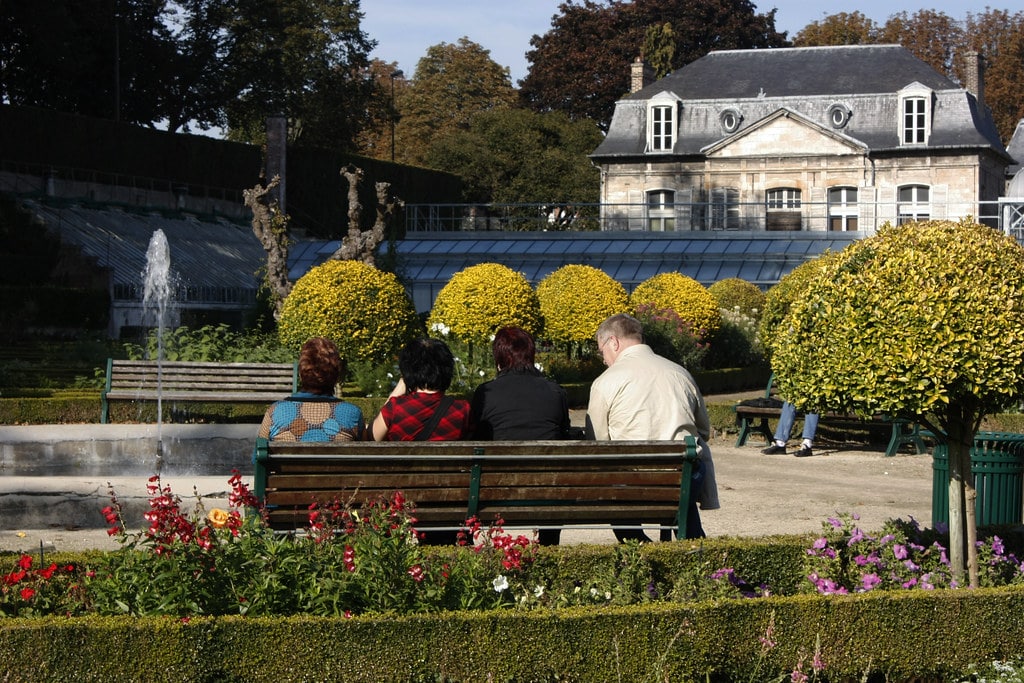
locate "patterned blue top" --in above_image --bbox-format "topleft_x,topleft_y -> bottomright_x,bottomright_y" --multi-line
258,392 -> 365,442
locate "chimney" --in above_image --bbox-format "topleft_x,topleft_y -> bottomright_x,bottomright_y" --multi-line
630,56 -> 655,94
963,51 -> 985,110
265,114 -> 287,213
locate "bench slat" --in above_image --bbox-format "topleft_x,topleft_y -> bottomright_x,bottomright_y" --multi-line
253,438 -> 699,538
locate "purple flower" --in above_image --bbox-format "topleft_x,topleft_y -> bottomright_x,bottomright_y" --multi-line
903,559 -> 920,571
828,517 -> 842,529
813,536 -> 828,550
892,544 -> 908,560
992,536 -> 1005,556
860,573 -> 882,591
854,554 -> 869,566
902,577 -> 918,589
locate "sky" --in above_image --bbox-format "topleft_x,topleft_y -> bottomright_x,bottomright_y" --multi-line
361,0 -> 983,84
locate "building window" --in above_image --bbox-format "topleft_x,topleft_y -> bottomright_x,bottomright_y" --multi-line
649,104 -> 675,152
720,108 -> 742,133
902,96 -> 927,144
709,187 -> 739,230
828,187 -> 858,231
827,103 -> 851,129
766,188 -> 802,231
897,185 -> 930,224
647,190 -> 675,231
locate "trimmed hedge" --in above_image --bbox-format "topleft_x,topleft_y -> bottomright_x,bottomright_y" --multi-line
2,588 -> 1024,681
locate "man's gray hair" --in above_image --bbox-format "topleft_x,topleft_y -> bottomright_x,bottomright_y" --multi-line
596,313 -> 643,342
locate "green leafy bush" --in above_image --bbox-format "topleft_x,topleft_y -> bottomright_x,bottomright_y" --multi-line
124,324 -> 292,363
704,308 -> 765,370
758,252 -> 842,357
427,263 -> 541,343
277,260 -> 421,363
708,277 -> 766,320
630,272 -> 721,339
536,264 -> 628,345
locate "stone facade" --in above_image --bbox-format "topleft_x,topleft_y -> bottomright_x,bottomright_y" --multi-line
592,46 -> 1011,233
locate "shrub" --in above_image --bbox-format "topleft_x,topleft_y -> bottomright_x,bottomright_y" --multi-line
758,252 -> 842,357
708,278 -> 766,321
536,265 -> 629,345
629,272 -> 721,339
277,260 -> 421,364
124,324 -> 293,363
704,308 -> 765,370
427,263 -> 541,343
634,304 -> 708,371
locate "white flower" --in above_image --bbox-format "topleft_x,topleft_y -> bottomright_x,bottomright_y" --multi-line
478,370 -> 485,377
590,587 -> 598,597
534,362 -> 544,372
493,575 -> 509,593
533,585 -> 545,598
386,372 -> 393,378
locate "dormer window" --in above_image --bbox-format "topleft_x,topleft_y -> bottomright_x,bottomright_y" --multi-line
899,83 -> 932,145
720,108 -> 742,134
827,103 -> 851,129
647,92 -> 680,153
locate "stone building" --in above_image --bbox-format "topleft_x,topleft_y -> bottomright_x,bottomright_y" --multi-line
591,45 -> 1011,233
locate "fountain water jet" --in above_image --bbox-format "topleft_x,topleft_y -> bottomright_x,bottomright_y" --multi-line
142,229 -> 172,471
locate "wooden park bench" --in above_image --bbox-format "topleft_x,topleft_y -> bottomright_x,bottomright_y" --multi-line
733,374 -> 927,457
101,359 -> 297,423
253,437 -> 700,541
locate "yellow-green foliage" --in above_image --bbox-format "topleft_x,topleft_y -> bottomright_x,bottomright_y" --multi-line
536,264 -> 629,343
708,278 -> 766,320
758,252 -> 842,357
277,260 -> 421,363
772,219 -> 1024,426
629,273 -> 721,338
427,263 -> 541,343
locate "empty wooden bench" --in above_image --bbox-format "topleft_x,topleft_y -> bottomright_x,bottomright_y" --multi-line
101,359 -> 297,423
734,374 -> 926,457
252,438 -> 700,541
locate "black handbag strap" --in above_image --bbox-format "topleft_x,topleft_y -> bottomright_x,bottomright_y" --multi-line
415,395 -> 455,441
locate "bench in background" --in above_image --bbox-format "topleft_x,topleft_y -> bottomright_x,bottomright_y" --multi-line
734,375 -> 926,457
101,359 -> 297,423
253,438 -> 700,541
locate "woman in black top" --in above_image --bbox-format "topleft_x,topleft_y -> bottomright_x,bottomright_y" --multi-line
470,326 -> 571,543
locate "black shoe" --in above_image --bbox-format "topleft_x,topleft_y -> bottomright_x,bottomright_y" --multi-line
794,446 -> 814,457
761,444 -> 787,455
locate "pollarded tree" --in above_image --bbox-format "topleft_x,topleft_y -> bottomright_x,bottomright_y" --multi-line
757,253 -> 843,351
629,272 -> 721,339
427,263 -> 542,344
771,220 -> 1024,587
537,265 -> 628,347
277,260 -> 421,364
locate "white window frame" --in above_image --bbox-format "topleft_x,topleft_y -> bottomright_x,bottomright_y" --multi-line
899,83 -> 932,145
647,92 -> 680,153
647,189 -> 675,231
828,187 -> 858,231
897,184 -> 930,224
766,188 -> 802,209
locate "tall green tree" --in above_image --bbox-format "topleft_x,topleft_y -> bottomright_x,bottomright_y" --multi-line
394,37 -> 517,167
879,10 -> 963,78
222,0 -> 375,149
519,0 -> 786,132
425,108 -> 601,223
0,0 -> 175,126
772,220 -> 1024,587
962,9 -> 1024,146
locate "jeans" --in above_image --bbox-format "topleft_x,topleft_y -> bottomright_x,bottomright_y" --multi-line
774,402 -> 818,443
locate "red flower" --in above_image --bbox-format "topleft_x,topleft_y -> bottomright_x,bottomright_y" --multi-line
20,587 -> 35,601
17,555 -> 32,570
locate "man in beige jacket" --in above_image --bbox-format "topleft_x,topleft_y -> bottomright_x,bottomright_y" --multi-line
587,313 -> 719,541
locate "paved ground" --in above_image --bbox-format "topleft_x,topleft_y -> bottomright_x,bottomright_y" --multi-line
0,430 -> 935,554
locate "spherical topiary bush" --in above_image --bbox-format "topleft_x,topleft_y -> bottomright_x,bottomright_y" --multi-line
629,272 -> 721,339
708,278 -> 766,320
277,260 -> 421,364
537,265 -> 629,344
428,263 -> 541,343
758,251 -> 842,357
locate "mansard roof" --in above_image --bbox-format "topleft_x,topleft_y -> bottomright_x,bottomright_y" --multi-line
592,45 -> 1008,160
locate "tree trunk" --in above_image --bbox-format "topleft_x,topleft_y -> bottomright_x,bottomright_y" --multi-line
330,166 -> 401,265
947,432 -> 980,587
242,176 -> 291,319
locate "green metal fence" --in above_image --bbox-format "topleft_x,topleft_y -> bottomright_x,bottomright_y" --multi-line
932,432 -> 1024,526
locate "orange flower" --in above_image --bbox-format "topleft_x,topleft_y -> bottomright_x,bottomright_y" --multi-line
206,508 -> 230,528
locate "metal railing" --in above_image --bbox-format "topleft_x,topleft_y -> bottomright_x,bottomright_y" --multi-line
406,201 -> 1022,241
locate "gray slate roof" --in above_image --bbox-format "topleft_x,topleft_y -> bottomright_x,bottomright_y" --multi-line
593,45 -> 1007,159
